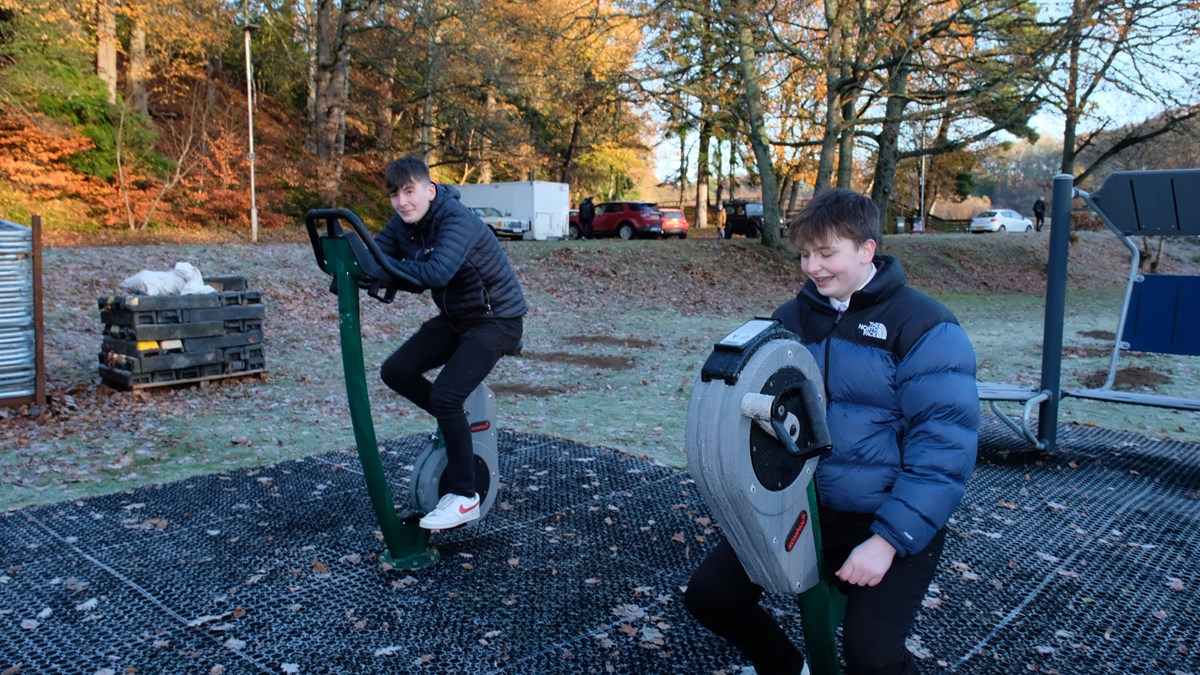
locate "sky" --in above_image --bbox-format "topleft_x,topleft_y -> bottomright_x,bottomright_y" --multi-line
652,100 -> 1163,186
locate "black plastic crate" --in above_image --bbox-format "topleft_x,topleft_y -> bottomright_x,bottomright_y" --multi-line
96,277 -> 266,390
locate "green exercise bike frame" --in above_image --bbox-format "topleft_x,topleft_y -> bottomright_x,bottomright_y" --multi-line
305,207 -> 440,570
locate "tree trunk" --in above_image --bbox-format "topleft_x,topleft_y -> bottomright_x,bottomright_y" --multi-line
418,45 -> 439,159
714,137 -> 725,208
787,178 -> 801,215
478,90 -> 495,182
870,47 -> 914,234
96,0 -> 118,104
728,136 -> 738,199
1060,0 -> 1083,176
836,94 -> 856,188
1140,236 -> 1165,272
696,119 -> 710,230
128,18 -> 149,115
303,0 -> 318,153
313,0 -> 351,206
563,116 -> 582,185
815,90 -> 841,193
336,51 -> 348,173
419,91 -> 434,160
373,56 -> 395,152
814,0 -> 846,193
206,54 -> 220,110
733,5 -> 782,247
676,127 -> 689,203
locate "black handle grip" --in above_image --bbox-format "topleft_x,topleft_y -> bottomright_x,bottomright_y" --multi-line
770,379 -> 832,460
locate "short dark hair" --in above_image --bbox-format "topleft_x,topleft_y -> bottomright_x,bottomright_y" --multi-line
385,156 -> 431,192
787,188 -> 880,250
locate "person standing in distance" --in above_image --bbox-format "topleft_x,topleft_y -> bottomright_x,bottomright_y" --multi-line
578,196 -> 596,240
374,156 -> 526,530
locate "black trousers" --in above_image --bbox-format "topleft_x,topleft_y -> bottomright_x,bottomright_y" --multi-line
380,315 -> 523,496
685,509 -> 947,675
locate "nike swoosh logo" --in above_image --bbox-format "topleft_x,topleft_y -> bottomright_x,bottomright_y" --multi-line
459,502 -> 479,514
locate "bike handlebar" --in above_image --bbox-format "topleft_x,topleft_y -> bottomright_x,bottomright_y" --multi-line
304,208 -> 423,302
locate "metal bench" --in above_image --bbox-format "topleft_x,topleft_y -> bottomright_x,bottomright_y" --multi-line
979,169 -> 1200,450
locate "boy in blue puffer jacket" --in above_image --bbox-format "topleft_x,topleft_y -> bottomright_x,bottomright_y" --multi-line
374,156 -> 526,530
685,189 -> 978,674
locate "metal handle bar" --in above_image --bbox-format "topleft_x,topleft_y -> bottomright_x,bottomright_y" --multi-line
304,208 -> 423,289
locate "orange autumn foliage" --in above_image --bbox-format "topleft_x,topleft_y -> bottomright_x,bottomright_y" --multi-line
0,76 -> 310,235
0,112 -> 109,203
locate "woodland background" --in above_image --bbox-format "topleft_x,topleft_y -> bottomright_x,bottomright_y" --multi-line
0,0 -> 1198,246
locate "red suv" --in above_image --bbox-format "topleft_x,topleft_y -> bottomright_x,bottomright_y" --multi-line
659,208 -> 688,239
591,201 -> 663,239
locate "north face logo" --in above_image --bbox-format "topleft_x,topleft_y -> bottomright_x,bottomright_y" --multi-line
858,321 -> 887,340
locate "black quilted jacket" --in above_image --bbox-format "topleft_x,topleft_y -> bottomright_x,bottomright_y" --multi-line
374,184 -> 527,320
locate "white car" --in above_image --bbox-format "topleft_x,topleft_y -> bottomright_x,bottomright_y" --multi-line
970,209 -> 1033,233
469,206 -> 529,239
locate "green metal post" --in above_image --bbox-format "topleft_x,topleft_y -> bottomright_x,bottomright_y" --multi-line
797,478 -> 844,674
326,237 -> 438,570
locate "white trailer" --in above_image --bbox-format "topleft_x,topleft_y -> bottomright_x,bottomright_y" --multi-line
454,181 -> 570,241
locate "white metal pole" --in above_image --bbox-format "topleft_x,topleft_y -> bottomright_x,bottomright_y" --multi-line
918,121 -> 926,228
244,24 -> 259,243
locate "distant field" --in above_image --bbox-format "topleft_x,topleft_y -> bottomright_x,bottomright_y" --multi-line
2,231 -> 1198,511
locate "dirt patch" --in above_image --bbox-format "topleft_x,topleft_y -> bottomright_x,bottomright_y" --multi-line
1081,366 -> 1173,390
520,351 -> 636,370
490,383 -> 570,397
515,239 -> 799,316
565,335 -> 658,349
1063,345 -> 1111,358
1080,330 -> 1116,340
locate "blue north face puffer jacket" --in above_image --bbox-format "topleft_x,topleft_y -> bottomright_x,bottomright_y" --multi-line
771,255 -> 978,557
374,184 -> 526,321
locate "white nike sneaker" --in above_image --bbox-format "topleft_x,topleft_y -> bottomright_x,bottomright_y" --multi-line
418,493 -> 481,530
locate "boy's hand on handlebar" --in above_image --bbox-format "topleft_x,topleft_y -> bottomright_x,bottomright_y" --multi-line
835,534 -> 896,587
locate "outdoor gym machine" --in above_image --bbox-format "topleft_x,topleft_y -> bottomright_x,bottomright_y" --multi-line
305,208 -> 501,570
686,318 -> 843,674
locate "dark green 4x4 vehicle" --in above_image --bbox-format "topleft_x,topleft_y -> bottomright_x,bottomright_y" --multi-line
724,199 -> 763,238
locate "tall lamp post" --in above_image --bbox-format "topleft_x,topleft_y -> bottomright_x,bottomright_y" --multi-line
918,120 -> 927,229
243,23 -> 259,243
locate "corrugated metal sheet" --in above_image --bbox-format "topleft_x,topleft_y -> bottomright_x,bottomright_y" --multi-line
0,218 -> 35,399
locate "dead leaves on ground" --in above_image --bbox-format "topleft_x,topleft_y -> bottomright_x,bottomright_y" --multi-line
596,593 -> 674,654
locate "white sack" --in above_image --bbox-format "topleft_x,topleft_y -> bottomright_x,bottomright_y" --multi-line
121,262 -> 217,296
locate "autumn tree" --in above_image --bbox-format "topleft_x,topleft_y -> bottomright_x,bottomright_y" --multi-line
762,0 -> 1049,229
639,0 -> 745,229
1039,0 -> 1200,182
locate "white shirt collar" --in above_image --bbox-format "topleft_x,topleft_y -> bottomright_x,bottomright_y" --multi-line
830,263 -> 877,313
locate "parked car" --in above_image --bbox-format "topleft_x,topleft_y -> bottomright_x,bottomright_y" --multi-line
469,206 -> 528,239
568,209 -> 580,239
591,201 -> 663,239
970,209 -> 1033,233
659,208 -> 688,239
724,199 -> 763,238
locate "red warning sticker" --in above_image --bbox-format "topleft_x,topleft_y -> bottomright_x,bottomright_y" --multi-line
785,510 -> 808,552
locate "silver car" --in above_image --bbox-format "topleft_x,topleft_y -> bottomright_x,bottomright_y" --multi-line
470,206 -> 529,239
970,209 -> 1033,233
